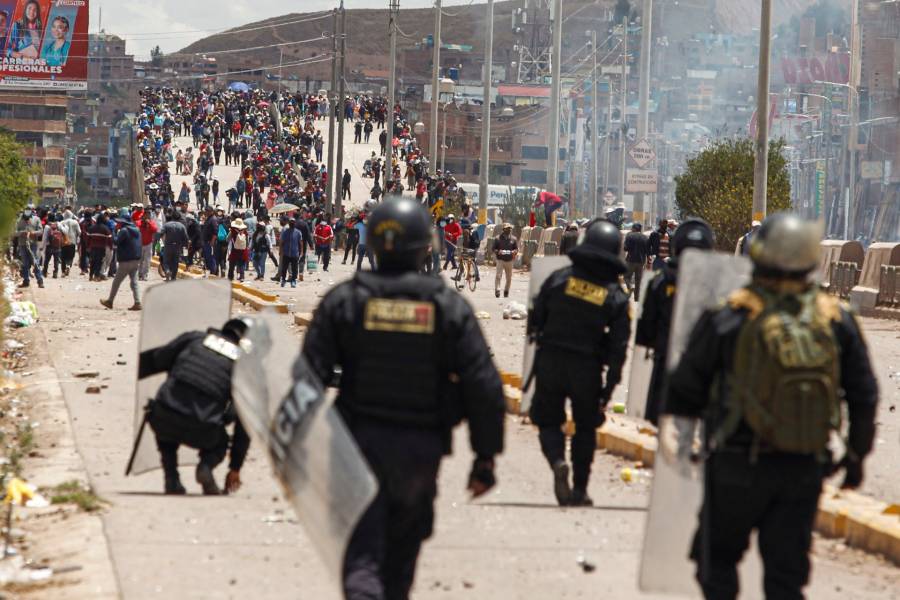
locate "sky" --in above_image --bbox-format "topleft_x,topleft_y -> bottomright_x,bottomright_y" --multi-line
91,1 -> 471,60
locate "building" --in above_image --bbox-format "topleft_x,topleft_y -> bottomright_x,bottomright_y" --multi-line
67,123 -> 134,205
88,33 -> 135,93
0,92 -> 67,201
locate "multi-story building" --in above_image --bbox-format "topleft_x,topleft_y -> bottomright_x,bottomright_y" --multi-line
0,92 -> 67,201
88,33 -> 135,93
67,123 -> 134,205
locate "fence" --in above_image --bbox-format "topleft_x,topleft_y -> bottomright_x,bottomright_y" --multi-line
828,261 -> 860,299
877,265 -> 900,306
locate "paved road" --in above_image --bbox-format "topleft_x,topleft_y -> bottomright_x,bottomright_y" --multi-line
27,129 -> 900,598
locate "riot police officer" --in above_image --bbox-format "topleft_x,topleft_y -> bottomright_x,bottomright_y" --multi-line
635,218 -> 715,425
527,220 -> 631,506
300,198 -> 505,600
137,318 -> 252,496
665,214 -> 878,600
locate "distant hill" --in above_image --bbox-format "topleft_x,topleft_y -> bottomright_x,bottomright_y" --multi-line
176,0 -> 816,79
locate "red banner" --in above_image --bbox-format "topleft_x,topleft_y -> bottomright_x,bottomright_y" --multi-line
780,54 -> 849,86
0,0 -> 88,90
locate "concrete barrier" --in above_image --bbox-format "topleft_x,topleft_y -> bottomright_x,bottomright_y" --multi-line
850,243 -> 900,314
821,240 -> 864,296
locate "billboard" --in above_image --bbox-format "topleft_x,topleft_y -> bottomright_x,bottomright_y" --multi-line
0,0 -> 88,90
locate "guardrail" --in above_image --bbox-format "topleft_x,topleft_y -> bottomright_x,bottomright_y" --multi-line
829,261 -> 860,299
877,265 -> 900,306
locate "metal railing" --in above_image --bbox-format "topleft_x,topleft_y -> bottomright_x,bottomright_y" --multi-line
877,265 -> 900,306
828,261 -> 859,299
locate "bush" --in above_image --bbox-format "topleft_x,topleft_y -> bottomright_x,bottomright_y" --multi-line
674,138 -> 791,252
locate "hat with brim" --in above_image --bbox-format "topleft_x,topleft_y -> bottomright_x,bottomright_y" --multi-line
231,219 -> 247,230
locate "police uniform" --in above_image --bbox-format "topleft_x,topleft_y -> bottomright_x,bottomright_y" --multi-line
635,264 -> 676,425
665,215 -> 878,600
138,326 -> 250,495
636,218 -> 715,425
301,200 -> 504,600
528,224 -> 631,505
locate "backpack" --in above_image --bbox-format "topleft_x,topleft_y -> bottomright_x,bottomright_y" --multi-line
717,287 -> 841,454
233,232 -> 247,250
217,223 -> 227,242
49,224 -> 64,250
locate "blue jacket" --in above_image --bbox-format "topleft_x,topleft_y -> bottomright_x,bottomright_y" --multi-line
115,223 -> 142,262
281,227 -> 303,258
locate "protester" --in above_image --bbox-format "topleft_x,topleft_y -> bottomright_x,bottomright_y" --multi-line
100,210 -> 142,311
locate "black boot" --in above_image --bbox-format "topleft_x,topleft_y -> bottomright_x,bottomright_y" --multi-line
552,460 -> 572,506
164,473 -> 186,495
196,463 -> 220,495
569,488 -> 593,507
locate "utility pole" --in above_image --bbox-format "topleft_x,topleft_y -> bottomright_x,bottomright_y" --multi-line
751,0 -> 772,223
335,2 -> 347,216
634,0 -> 652,227
619,16 -> 627,209
326,8 -> 338,213
604,76 -> 613,205
478,0 -> 494,224
385,0 -> 399,191
547,0 -> 563,195
430,0 -> 442,174
590,30 -> 599,217
847,0 -> 860,239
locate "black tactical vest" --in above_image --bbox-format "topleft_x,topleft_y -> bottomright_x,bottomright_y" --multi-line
162,331 -> 238,425
345,274 -> 445,427
540,269 -> 621,358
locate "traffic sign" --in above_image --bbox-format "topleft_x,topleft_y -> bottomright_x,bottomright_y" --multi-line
626,169 -> 658,193
628,139 -> 656,169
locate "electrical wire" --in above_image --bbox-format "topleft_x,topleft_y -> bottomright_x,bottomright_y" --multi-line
75,12 -> 332,41
86,54 -> 333,84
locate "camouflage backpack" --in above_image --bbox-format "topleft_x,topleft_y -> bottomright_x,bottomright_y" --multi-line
717,287 -> 841,454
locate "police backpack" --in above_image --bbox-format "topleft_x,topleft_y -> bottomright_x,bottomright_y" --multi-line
718,287 -> 841,454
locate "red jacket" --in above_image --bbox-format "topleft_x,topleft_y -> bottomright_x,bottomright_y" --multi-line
314,223 -> 334,247
444,221 -> 462,243
133,210 -> 158,245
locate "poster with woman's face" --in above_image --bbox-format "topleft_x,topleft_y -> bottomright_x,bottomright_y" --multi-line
0,1 -> 18,58
6,0 -> 50,60
41,4 -> 76,67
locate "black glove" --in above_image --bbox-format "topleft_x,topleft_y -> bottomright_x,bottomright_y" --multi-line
467,457 -> 496,498
840,456 -> 864,490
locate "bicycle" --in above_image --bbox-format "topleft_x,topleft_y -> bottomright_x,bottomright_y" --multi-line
453,248 -> 478,292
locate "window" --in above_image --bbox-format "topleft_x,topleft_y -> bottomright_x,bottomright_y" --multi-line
471,160 -> 479,176
98,178 -> 111,187
496,137 -> 513,152
521,145 -> 548,160
442,160 -> 466,175
76,156 -> 92,166
98,157 -> 109,167
490,164 -> 512,178
559,148 -> 567,160
521,169 -> 547,184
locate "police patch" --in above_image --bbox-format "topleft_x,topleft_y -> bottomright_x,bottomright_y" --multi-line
364,299 -> 435,334
564,277 -> 608,307
202,334 -> 241,361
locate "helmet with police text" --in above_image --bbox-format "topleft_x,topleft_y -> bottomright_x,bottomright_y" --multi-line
671,218 -> 715,257
581,219 -> 621,256
368,198 -> 432,272
749,213 -> 822,278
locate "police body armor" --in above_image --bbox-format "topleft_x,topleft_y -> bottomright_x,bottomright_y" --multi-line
341,272 -> 450,428
537,267 -> 624,358
158,330 -> 239,426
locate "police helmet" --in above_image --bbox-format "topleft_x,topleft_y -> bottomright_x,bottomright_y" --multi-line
749,213 -> 822,278
671,218 -> 715,257
368,198 -> 432,272
581,219 -> 621,256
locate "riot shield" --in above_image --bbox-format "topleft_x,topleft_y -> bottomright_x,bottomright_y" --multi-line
231,311 -> 377,581
640,250 -> 762,597
520,255 -> 571,415
127,279 -> 232,476
625,272 -> 654,419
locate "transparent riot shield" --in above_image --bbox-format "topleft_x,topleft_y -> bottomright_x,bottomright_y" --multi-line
640,250 -> 762,597
520,255 -> 571,415
625,272 -> 654,419
127,279 -> 232,476
231,311 -> 377,581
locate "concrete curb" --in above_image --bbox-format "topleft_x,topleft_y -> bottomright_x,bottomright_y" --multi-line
150,258 -> 289,313
500,371 -> 900,566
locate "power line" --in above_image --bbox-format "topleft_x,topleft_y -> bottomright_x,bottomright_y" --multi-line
87,54 -> 334,84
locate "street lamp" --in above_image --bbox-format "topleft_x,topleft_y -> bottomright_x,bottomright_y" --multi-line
815,80 -> 859,239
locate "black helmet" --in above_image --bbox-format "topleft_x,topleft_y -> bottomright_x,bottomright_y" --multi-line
368,198 -> 432,272
581,219 -> 621,256
671,218 -> 715,257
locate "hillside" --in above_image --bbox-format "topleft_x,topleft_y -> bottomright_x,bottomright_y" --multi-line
176,0 -> 816,79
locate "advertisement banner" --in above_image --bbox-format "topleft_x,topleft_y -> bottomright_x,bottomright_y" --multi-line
0,0 -> 89,91
814,160 -> 825,219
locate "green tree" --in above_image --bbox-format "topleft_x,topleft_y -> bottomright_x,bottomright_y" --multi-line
500,188 -> 546,229
674,138 -> 791,252
150,45 -> 163,67
0,130 -> 38,238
